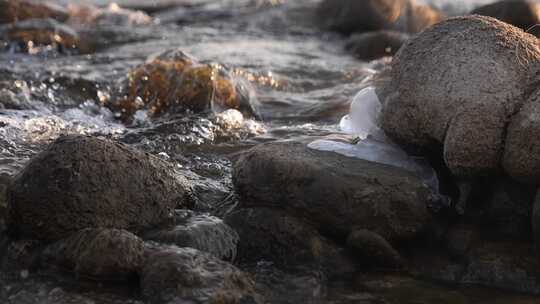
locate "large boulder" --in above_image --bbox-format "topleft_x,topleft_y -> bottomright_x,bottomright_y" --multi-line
140,245 -> 261,304
379,15 -> 540,177
6,135 -> 193,241
233,141 -> 432,243
0,0 -> 69,24
41,228 -> 145,280
471,0 -> 540,32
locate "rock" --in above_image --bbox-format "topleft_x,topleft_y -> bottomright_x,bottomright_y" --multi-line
444,223 -> 478,258
6,135 -> 193,241
379,16 -> 540,177
471,0 -> 540,32
317,0 -> 406,34
0,18 -> 84,54
400,0 -> 445,33
233,141 -> 432,243
504,89 -> 540,184
140,245 -> 261,304
345,30 -> 409,61
67,3 -> 152,26
225,207 -> 356,277
470,178 -> 536,240
41,228 -> 144,280
0,0 -> 69,24
144,212 -> 238,261
347,229 -> 402,268
461,241 -> 540,294
533,189 -> 540,253
317,0 -> 444,35
0,238 -> 41,271
107,49 -> 257,122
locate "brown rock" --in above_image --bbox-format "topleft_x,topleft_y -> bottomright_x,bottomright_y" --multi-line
347,229 -> 403,268
317,0 -> 406,34
380,16 -> 540,177
471,0 -> 540,32
108,49 -> 256,122
6,135 -> 193,241
233,141 -> 432,242
41,228 -> 145,280
0,0 -> 69,24
141,245 -> 261,304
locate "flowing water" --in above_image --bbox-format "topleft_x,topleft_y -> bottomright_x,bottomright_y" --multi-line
0,0 -> 539,303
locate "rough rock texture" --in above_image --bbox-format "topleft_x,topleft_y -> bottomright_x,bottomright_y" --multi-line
0,0 -> 69,24
141,245 -> 261,304
233,141 -> 432,243
6,135 -> 192,241
317,0 -> 405,34
225,207 -> 356,278
347,229 -> 402,268
345,30 -> 409,61
41,228 -> 145,280
471,0 -> 540,32
108,49 -> 256,122
504,89 -> 540,183
144,213 -> 238,261
380,15 -> 540,177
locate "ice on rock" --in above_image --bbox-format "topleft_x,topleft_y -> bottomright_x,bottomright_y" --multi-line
308,138 -> 440,193
339,86 -> 383,140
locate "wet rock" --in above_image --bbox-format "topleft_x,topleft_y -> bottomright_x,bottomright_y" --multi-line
6,135 -> 193,241
225,207 -> 356,277
347,229 -> 402,268
345,30 -> 409,61
0,18 -> 84,54
461,241 -> 540,294
471,0 -> 540,32
379,16 -> 540,177
108,49 -> 257,122
233,141 -> 432,242
41,228 -> 144,280
504,89 -> 540,184
141,245 -> 261,304
67,3 -> 152,26
317,0 -> 406,34
144,212 -> 238,261
0,0 -> 69,24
